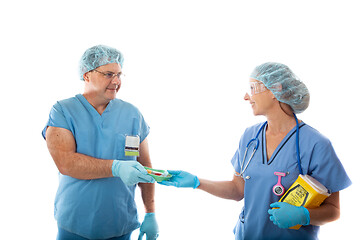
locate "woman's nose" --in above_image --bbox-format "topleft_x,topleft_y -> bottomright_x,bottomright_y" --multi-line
244,92 -> 250,101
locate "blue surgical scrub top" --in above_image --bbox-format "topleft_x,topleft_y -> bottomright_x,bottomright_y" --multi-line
231,122 -> 351,240
42,94 -> 150,239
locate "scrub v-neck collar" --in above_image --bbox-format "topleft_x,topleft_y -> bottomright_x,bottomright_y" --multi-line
76,94 -> 114,121
261,122 -> 306,165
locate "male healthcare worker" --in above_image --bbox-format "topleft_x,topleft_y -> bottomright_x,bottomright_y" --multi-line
42,45 -> 158,240
159,62 -> 351,240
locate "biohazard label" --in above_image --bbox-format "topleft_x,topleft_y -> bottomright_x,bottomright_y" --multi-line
280,184 -> 309,207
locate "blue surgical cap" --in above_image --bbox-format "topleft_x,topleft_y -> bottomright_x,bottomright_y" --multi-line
79,45 -> 124,80
250,62 -> 310,114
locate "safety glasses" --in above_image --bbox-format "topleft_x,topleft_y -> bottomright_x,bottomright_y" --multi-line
249,82 -> 267,95
92,69 -> 125,81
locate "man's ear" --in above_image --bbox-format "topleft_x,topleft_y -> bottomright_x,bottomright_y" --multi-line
83,72 -> 90,82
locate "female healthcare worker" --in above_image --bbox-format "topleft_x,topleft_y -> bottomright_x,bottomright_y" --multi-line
160,62 -> 351,240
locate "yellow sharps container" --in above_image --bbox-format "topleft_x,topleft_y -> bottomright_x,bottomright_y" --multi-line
279,174 -> 330,229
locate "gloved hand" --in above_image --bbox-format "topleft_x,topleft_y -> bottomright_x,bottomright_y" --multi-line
268,202 -> 310,229
112,160 -> 155,186
138,213 -> 159,240
157,170 -> 200,189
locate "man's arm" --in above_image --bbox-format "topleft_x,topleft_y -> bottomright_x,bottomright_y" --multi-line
137,138 -> 155,213
45,126 -> 113,179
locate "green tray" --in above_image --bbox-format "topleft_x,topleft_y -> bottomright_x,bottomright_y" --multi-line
144,167 -> 172,182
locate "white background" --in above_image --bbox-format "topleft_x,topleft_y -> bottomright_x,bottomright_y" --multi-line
1,0 -> 358,239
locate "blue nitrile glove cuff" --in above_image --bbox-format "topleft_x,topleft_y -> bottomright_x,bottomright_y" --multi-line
112,160 -> 121,177
194,176 -> 200,189
112,160 -> 155,186
301,206 -> 310,226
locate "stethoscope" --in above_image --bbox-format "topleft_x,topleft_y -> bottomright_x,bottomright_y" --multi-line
238,113 -> 304,196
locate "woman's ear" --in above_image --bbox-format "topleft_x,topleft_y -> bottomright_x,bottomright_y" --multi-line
269,90 -> 277,100
271,83 -> 282,99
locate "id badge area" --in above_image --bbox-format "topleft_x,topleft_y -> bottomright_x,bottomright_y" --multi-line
124,118 -> 141,157
125,135 -> 140,157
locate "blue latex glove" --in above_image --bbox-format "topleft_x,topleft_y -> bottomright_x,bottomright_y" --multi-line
138,213 -> 159,240
157,170 -> 200,189
268,202 -> 310,229
112,160 -> 155,186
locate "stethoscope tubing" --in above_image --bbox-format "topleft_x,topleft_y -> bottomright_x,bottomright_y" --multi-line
240,114 -> 303,177
240,121 -> 267,176
294,114 -> 303,175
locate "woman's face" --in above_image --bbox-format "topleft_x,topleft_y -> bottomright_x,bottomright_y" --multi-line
244,78 -> 275,116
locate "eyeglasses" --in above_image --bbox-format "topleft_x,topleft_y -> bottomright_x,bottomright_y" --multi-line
92,69 -> 124,80
249,82 -> 267,95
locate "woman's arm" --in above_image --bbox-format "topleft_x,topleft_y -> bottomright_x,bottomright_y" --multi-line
159,169 -> 244,201
268,191 -> 341,228
308,191 -> 340,226
197,173 -> 245,201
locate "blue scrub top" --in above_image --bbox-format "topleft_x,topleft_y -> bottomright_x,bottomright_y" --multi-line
231,122 -> 351,240
42,94 -> 150,239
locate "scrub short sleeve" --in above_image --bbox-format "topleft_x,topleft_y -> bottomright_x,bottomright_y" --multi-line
231,133 -> 247,174
42,102 -> 71,139
308,138 -> 351,193
231,148 -> 241,174
138,113 -> 150,143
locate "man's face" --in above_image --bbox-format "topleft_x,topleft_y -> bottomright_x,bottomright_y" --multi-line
84,63 -> 122,102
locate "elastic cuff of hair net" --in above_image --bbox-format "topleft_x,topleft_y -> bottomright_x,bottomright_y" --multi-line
302,207 -> 311,225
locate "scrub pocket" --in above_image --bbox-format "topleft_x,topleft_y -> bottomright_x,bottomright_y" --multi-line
234,208 -> 245,240
115,134 -> 137,161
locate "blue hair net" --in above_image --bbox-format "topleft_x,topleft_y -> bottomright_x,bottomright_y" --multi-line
79,45 -> 124,80
250,62 -> 310,114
